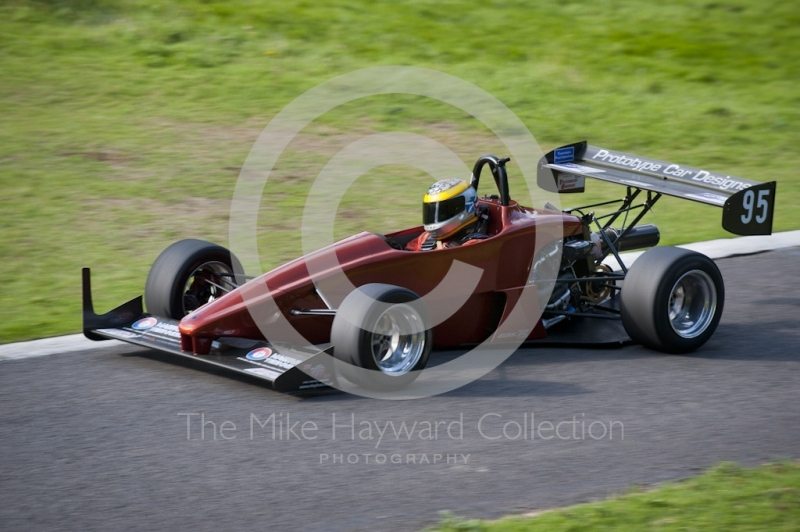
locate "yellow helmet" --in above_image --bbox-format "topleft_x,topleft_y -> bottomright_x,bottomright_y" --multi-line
422,178 -> 478,240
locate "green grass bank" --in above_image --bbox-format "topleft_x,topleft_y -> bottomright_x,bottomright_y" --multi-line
429,461 -> 800,532
1,0 -> 798,341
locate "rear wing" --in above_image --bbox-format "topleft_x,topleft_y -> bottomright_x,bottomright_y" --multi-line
538,141 -> 776,236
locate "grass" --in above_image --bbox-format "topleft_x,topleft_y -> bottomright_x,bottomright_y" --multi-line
1,0 -> 798,342
428,461 -> 800,531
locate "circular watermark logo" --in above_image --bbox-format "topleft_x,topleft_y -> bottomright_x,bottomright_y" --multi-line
229,66 -> 562,399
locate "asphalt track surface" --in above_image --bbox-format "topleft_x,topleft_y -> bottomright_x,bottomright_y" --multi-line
2,248 -> 799,531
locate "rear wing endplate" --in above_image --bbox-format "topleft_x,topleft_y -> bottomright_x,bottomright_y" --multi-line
538,141 -> 776,236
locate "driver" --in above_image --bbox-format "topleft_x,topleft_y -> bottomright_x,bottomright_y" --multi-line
406,178 -> 490,251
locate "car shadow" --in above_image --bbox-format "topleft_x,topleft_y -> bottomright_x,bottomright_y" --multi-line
121,349 -> 322,398
681,321 -> 799,361
438,378 -> 592,398
752,297 -> 800,309
120,316 -> 797,400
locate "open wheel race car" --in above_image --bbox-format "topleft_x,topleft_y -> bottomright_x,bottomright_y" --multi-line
83,141 -> 776,393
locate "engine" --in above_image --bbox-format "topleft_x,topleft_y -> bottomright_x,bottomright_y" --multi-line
530,224 -> 660,327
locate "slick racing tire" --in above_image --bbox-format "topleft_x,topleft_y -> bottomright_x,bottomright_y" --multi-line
145,239 -> 241,320
621,246 -> 724,354
331,284 -> 432,391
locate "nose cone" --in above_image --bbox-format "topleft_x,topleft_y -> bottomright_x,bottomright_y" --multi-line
177,231 -> 396,353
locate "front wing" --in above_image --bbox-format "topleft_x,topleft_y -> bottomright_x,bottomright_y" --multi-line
82,268 -> 333,393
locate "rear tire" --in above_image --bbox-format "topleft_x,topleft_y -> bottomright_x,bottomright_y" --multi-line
621,247 -> 724,353
331,284 -> 432,391
145,239 -> 240,320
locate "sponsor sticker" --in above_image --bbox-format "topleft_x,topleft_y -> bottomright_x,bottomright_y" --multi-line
236,347 -> 301,371
246,347 -> 273,361
556,174 -> 585,192
131,317 -> 158,331
238,352 -> 300,371
139,321 -> 182,340
690,171 -> 749,192
591,149 -> 663,173
553,146 -> 575,164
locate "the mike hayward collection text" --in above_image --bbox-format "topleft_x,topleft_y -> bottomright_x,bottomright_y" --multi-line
177,412 -> 624,444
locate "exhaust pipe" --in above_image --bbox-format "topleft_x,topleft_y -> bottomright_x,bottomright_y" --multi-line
615,224 -> 661,252
593,224 -> 660,255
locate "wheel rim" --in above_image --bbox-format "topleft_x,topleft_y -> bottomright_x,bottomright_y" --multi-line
667,270 -> 717,339
369,304 -> 426,376
182,261 -> 233,315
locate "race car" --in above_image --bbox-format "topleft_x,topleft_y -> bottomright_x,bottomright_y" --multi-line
83,141 -> 776,393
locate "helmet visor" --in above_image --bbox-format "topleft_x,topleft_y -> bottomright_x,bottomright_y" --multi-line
422,196 -> 466,225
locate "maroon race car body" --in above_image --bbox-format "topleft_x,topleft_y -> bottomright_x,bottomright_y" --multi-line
177,202 -> 578,354
83,142 -> 775,393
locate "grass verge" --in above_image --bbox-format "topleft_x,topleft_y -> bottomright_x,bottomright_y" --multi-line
428,461 -> 800,532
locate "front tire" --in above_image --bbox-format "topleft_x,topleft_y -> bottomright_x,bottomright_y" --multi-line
621,247 -> 724,353
145,239 -> 240,320
331,284 -> 432,391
